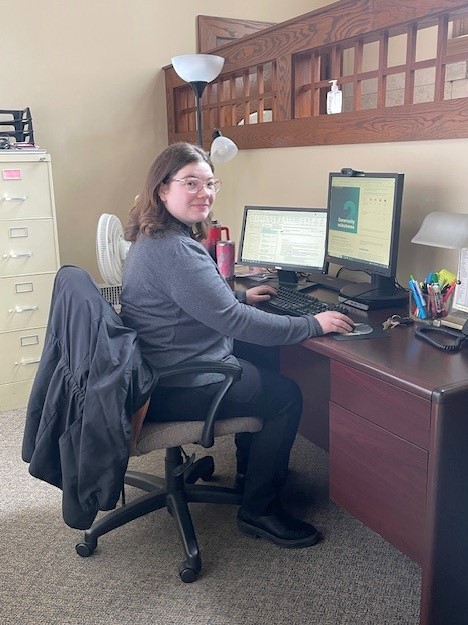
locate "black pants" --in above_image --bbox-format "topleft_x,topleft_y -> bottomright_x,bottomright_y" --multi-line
146,344 -> 302,516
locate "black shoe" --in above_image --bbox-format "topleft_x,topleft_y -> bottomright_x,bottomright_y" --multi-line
237,508 -> 321,548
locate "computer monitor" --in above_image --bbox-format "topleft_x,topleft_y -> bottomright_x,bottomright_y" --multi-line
238,205 -> 327,289
325,170 -> 408,309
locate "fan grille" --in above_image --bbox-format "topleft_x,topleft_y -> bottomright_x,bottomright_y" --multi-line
96,213 -> 129,286
100,284 -> 122,313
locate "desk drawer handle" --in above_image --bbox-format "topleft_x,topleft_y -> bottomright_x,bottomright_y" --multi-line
2,252 -> 32,259
8,305 -> 38,313
2,194 -> 28,201
14,357 -> 41,366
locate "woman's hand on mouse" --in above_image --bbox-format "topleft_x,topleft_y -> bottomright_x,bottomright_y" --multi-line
314,311 -> 355,335
245,285 -> 277,305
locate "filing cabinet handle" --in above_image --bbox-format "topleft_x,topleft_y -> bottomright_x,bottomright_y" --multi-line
8,305 -> 38,313
14,358 -> 41,366
2,194 -> 28,202
2,252 -> 32,259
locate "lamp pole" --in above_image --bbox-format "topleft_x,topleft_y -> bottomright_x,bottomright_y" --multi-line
171,54 -> 225,149
189,81 -> 208,147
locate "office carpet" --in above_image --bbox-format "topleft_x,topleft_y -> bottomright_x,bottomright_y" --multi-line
2,408 -> 421,625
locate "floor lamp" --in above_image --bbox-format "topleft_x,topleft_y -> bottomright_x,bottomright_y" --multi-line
171,54 -> 225,148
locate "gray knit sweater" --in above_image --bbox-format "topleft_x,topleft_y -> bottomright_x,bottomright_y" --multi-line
120,227 -> 323,386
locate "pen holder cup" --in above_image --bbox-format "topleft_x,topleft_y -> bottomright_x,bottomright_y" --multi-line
409,290 -> 453,324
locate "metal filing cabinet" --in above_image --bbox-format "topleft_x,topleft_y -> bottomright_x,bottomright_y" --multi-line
0,153 -> 60,410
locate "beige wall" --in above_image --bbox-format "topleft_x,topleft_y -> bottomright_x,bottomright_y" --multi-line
0,0 -> 322,281
216,139 -> 467,286
1,0 -> 465,286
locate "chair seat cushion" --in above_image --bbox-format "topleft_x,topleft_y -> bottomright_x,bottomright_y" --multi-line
133,417 -> 263,455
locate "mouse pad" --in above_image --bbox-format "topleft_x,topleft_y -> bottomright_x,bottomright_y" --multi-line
330,322 -> 389,341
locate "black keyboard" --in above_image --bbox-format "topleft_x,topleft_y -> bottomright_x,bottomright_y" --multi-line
261,285 -> 349,316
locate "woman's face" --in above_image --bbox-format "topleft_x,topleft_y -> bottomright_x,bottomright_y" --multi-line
158,161 -> 217,226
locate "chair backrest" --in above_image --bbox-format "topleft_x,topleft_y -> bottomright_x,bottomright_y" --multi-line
22,265 -> 156,529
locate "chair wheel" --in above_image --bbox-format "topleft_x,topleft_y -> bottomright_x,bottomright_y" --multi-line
179,562 -> 199,583
76,542 -> 96,557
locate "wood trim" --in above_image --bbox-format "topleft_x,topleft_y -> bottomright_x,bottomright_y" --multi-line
167,1 -> 468,150
197,15 -> 276,53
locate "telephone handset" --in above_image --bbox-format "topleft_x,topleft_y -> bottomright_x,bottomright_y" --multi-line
415,319 -> 468,352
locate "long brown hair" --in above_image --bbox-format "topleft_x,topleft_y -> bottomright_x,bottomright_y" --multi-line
125,142 -> 214,242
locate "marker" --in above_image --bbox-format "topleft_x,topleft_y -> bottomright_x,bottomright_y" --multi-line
409,276 -> 427,319
431,283 -> 444,315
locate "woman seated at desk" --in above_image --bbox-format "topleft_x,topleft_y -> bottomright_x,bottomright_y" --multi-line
120,142 -> 353,549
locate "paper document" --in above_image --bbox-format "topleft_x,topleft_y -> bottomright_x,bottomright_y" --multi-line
453,248 -> 468,312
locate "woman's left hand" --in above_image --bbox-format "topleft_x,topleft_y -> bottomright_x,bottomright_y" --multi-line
245,285 -> 277,305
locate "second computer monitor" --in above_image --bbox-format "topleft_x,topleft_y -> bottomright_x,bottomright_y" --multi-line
238,205 -> 327,288
325,171 -> 408,308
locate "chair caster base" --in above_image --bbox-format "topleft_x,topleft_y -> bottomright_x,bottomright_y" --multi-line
76,541 -> 96,557
179,561 -> 200,583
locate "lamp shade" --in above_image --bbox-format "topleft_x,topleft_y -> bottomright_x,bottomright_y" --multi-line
171,54 -> 224,83
210,134 -> 238,164
411,211 -> 468,249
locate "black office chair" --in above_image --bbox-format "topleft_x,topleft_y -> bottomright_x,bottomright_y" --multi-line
23,266 -> 262,582
76,378 -> 262,582
59,268 -> 262,582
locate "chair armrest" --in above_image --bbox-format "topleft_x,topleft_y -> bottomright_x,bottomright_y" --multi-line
158,361 -> 242,448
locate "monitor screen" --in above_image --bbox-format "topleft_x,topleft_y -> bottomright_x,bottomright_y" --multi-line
238,206 -> 327,288
325,171 -> 408,309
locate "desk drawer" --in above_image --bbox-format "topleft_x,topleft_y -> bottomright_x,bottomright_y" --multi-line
330,402 -> 427,564
330,361 -> 430,450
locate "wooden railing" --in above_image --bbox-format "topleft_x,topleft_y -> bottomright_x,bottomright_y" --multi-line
164,0 -> 468,150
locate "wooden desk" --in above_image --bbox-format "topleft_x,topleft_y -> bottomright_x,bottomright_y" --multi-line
278,291 -> 468,625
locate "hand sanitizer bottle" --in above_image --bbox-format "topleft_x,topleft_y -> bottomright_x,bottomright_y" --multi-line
327,79 -> 342,114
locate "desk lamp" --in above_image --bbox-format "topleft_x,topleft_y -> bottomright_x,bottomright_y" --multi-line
412,211 -> 468,311
411,211 -> 468,285
171,54 -> 225,148
411,211 -> 468,249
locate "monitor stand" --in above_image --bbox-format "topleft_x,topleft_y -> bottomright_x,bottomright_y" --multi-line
277,269 -> 312,292
338,275 -> 408,310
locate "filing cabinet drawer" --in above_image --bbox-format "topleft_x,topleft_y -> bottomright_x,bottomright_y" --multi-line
0,161 -> 53,219
329,402 -> 427,564
330,361 -> 430,450
0,273 -> 55,331
0,327 -> 46,384
0,380 -> 34,411
0,219 -> 58,277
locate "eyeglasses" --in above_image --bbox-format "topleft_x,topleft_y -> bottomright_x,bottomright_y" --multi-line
171,177 -> 222,194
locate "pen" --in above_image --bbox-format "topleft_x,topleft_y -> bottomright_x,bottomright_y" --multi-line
442,281 -> 456,304
427,284 -> 436,317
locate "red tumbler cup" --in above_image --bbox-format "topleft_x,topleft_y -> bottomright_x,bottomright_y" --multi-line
216,240 -> 235,279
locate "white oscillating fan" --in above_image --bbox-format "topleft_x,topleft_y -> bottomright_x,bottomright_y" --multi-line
96,213 -> 130,311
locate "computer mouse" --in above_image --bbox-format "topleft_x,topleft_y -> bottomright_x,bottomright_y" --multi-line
347,322 -> 373,335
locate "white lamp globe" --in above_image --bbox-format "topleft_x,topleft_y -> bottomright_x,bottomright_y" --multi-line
171,54 -> 225,83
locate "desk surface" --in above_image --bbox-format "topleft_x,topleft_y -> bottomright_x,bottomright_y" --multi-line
254,282 -> 468,400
